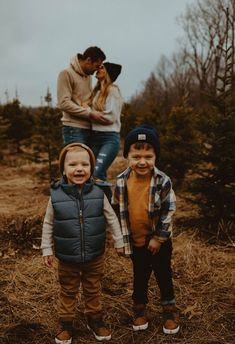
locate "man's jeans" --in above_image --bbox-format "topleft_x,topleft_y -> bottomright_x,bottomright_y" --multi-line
62,126 -> 92,146
91,131 -> 120,181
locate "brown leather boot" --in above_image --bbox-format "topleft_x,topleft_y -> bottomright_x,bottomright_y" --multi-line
132,304 -> 148,331
87,313 -> 111,341
162,304 -> 180,334
55,321 -> 73,344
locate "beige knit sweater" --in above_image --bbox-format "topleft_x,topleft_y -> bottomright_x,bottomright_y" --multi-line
57,55 -> 92,129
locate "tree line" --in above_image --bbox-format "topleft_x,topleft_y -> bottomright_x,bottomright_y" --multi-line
0,91 -> 63,177
122,0 -> 235,238
0,0 -> 234,239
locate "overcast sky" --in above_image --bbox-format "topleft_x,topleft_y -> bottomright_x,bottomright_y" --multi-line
0,0 -> 195,107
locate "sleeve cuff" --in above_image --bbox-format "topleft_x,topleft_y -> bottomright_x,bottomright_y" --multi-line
152,235 -> 166,243
114,238 -> 125,248
42,247 -> 53,256
154,229 -> 171,240
87,107 -> 92,116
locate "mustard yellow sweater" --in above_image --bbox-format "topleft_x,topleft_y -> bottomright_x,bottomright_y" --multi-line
127,172 -> 152,246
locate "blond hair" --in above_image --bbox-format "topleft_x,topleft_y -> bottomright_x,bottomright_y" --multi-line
91,69 -> 113,111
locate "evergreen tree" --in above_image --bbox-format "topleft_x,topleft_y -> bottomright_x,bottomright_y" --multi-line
160,105 -> 201,186
120,103 -> 138,138
0,104 -> 8,159
2,99 -> 33,152
33,103 -> 62,180
190,1 -> 235,233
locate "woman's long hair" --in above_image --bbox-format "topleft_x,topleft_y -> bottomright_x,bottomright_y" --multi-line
91,70 -> 112,111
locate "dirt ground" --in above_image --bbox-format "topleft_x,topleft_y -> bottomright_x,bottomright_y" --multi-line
0,159 -> 234,344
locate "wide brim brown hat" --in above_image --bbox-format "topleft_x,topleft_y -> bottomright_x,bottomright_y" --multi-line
59,143 -> 96,175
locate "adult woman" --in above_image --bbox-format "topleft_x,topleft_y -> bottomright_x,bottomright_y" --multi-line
90,62 -> 123,185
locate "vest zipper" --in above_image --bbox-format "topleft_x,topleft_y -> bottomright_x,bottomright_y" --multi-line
79,208 -> 85,262
77,190 -> 85,262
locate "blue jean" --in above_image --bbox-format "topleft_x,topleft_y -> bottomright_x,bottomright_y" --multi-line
62,126 -> 92,146
90,131 -> 120,181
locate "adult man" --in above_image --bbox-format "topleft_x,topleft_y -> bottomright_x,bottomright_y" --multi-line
57,46 -> 110,144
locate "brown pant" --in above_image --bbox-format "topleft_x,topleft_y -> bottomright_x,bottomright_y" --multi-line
57,255 -> 104,322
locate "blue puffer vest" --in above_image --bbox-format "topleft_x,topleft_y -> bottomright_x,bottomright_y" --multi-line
51,177 -> 106,263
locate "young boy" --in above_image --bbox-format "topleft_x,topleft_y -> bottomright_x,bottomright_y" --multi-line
112,124 -> 180,335
41,142 -> 124,344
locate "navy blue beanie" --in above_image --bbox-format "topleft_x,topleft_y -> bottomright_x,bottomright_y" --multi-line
123,124 -> 160,161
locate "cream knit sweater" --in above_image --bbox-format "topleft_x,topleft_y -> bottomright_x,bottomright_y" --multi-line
92,85 -> 123,132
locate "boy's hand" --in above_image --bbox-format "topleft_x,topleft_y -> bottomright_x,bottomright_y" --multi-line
115,247 -> 125,256
148,238 -> 162,254
43,255 -> 54,268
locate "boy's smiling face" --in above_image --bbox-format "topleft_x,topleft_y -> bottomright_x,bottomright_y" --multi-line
127,143 -> 156,177
63,149 -> 91,185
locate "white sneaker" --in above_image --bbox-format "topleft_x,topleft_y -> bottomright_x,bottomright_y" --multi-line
55,337 -> 72,344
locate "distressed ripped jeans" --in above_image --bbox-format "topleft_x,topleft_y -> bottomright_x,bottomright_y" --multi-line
90,131 -> 120,181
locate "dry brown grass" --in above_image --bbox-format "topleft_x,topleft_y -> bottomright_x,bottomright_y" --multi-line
0,158 -> 234,343
0,233 -> 234,344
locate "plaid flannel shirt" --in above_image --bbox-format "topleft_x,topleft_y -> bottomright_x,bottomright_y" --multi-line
112,166 -> 176,256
